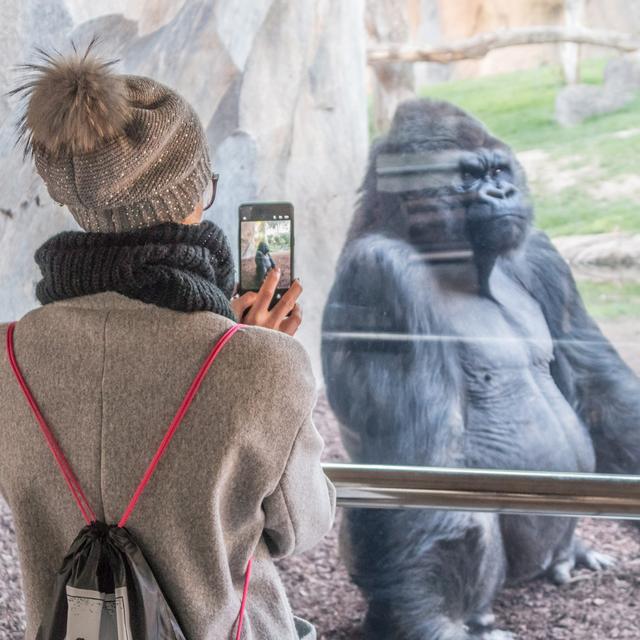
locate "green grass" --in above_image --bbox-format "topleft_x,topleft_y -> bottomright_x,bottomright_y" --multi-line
534,193 -> 639,237
576,280 -> 640,320
411,58 -> 640,237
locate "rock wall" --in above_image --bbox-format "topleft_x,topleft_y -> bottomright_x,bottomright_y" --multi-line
0,0 -> 369,380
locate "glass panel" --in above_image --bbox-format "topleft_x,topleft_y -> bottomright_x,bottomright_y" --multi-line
0,3 -> 639,640
315,4 -> 640,640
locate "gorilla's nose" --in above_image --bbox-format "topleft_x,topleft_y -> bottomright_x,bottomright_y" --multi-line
481,184 -> 517,201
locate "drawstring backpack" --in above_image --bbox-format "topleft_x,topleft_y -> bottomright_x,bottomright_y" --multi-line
6,321 -> 253,640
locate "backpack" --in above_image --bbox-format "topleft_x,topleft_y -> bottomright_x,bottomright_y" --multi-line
6,321 -> 253,640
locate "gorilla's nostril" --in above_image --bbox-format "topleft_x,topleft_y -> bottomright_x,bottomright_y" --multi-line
485,187 -> 505,199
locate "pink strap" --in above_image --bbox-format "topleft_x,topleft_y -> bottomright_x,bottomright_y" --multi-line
6,323 -> 96,524
118,322 -> 243,527
234,557 -> 253,640
7,320 -> 253,636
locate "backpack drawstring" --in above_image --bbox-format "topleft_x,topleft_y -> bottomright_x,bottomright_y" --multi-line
8,320 -> 254,638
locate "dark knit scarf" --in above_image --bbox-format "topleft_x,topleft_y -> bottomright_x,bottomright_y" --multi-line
34,221 -> 236,320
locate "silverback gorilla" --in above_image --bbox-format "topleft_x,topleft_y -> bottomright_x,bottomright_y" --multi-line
321,99 -> 640,640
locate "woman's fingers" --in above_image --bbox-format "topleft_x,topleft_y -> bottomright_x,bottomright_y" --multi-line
230,291 -> 258,321
235,271 -> 303,335
252,267 -> 281,316
279,303 -> 303,336
270,278 -> 302,324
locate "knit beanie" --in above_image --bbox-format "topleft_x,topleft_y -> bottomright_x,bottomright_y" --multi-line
11,40 -> 211,232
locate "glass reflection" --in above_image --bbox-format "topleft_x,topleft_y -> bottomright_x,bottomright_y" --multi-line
320,98 -> 640,639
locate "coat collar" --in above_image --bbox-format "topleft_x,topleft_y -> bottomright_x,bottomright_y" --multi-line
45,291 -> 162,311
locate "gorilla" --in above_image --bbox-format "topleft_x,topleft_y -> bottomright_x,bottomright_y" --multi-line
321,99 -> 640,640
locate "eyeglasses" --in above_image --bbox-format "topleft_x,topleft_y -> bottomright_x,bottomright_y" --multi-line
203,173 -> 219,211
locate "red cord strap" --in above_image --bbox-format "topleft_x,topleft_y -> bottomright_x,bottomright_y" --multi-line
6,322 -> 96,524
6,321 -> 253,638
235,557 -> 253,640
7,322 -> 252,640
7,321 -> 243,524
117,322 -> 243,528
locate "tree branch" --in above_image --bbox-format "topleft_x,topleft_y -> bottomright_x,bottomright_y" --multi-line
368,26 -> 640,65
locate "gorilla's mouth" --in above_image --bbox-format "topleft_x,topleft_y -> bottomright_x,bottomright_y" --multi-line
467,201 -> 531,222
467,207 -> 531,254
495,212 -> 527,220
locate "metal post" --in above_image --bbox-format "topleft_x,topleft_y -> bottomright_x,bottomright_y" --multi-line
323,463 -> 640,520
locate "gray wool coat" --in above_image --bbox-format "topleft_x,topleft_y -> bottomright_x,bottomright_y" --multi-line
0,291 -> 336,639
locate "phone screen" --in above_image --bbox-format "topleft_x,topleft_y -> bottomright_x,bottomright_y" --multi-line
239,204 -> 293,293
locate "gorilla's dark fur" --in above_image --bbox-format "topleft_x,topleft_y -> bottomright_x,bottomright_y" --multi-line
321,99 -> 640,640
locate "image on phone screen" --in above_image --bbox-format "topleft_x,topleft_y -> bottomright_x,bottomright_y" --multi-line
240,217 -> 292,291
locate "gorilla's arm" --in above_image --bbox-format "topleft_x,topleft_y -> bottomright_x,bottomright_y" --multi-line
322,234 -> 509,640
321,233 -> 465,466
507,231 -> 640,475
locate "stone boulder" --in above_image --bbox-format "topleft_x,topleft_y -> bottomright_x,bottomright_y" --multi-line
555,52 -> 640,126
552,232 -> 640,267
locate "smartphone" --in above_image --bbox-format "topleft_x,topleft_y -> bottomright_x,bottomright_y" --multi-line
238,202 -> 294,309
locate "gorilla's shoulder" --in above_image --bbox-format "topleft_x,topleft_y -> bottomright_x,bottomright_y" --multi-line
515,230 -> 574,282
503,229 -> 580,333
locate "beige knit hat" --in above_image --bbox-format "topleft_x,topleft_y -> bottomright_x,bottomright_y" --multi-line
12,41 -> 211,232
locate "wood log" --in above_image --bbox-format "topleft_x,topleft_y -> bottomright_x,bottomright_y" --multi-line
368,26 -> 640,65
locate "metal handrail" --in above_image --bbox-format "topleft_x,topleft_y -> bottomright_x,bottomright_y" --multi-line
323,463 -> 640,520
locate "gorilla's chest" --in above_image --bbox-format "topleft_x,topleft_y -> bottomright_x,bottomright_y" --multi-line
435,265 -> 592,471
438,265 -> 553,372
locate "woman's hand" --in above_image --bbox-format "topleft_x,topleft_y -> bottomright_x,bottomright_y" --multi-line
230,267 -> 303,336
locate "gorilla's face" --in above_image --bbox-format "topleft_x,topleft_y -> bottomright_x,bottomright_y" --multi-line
457,147 -> 533,256
370,99 -> 533,261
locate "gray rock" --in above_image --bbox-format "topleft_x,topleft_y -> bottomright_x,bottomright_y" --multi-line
552,232 -> 640,268
555,52 -> 640,127
604,51 -> 640,91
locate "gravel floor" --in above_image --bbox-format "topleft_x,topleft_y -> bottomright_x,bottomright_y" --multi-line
2,321 -> 640,639
0,501 -> 25,639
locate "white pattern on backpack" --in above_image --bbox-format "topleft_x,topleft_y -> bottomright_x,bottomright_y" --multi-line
65,585 -> 133,640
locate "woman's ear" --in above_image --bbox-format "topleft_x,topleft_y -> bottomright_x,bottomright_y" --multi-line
182,200 -> 204,225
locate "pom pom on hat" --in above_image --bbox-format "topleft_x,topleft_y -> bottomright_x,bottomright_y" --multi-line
8,37 -> 212,232
10,37 -> 130,157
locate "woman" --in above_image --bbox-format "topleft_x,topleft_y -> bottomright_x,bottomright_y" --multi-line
0,43 -> 335,639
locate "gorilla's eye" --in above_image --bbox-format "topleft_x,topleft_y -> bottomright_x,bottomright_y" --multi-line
491,165 -> 510,179
461,167 -> 482,183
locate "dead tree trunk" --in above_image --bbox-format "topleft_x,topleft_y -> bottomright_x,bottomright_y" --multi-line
368,26 -> 640,64
366,0 -> 416,135
561,0 -> 586,84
